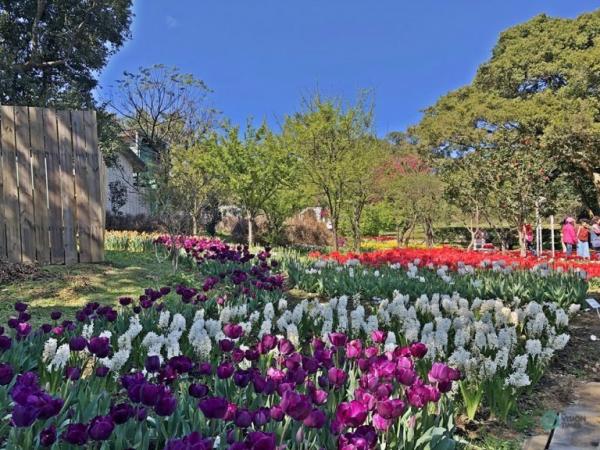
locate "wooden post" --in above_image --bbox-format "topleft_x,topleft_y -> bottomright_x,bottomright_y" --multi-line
30,107 -> 50,263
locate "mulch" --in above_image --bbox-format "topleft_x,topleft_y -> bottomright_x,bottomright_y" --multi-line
0,261 -> 44,285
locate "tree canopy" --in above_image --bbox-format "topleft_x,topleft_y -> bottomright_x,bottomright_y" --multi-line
415,10 -> 600,214
0,0 -> 133,108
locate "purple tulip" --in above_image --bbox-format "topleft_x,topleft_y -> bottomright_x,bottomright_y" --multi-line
303,408 -> 326,428
373,413 -> 392,431
140,383 -> 160,406
66,367 -> 81,381
40,425 -> 57,447
234,409 -> 253,428
196,362 -> 213,376
18,312 -> 31,322
40,324 -> 52,333
145,355 -> 161,372
189,383 -> 209,398
335,400 -> 368,428
223,323 -> 244,339
409,342 -> 428,358
233,370 -> 251,388
69,336 -> 87,352
219,339 -> 234,352
88,415 -> 114,441
119,296 -> 132,306
252,407 -> 270,427
62,423 -> 88,445
327,367 -> 348,388
11,404 -> 38,427
14,302 -> 28,312
371,330 -> 387,344
168,355 -> 193,373
0,363 -> 13,385
155,393 -> 177,416
270,405 -> 285,422
0,335 -> 12,351
280,390 -> 311,421
328,332 -> 348,347
15,322 -> 32,337
87,337 -> 110,358
345,340 -> 363,359
164,432 -> 213,450
216,362 -> 234,379
198,396 -> 228,419
376,399 -> 406,419
396,368 -> 417,386
110,403 -> 133,424
50,311 -> 62,321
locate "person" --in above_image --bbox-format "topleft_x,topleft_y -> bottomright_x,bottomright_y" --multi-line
523,223 -> 534,255
576,219 -> 590,260
591,217 -> 600,254
561,217 -> 577,257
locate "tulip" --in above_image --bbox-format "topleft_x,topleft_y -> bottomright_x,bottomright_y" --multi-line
95,367 -> 109,377
409,342 -> 428,358
39,425 -> 57,447
280,390 -> 311,421
145,355 -> 161,372
88,415 -> 114,441
373,413 -> 392,431
345,340 -> 362,359
155,393 -> 177,416
188,383 -> 209,398
198,397 -> 228,419
69,336 -> 87,351
62,423 -> 88,445
234,409 -> 253,428
140,383 -> 160,406
303,408 -> 326,428
14,302 -> 27,312
327,367 -> 348,388
11,404 -> 38,427
219,339 -> 235,352
328,332 -> 348,347
371,330 -> 387,344
66,367 -> 81,381
252,407 -> 270,427
216,362 -> 234,379
0,363 -> 13,385
335,401 -> 368,428
87,337 -> 110,358
110,403 -> 133,424
50,311 -> 62,321
168,355 -> 193,373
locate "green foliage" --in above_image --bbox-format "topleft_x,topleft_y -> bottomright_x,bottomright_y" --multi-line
414,10 -> 600,215
283,93 -> 376,250
0,0 -> 133,108
211,122 -> 299,246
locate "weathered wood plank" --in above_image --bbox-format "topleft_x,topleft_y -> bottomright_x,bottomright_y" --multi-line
0,108 -> 5,260
1,106 -> 20,262
29,107 -> 50,263
44,109 -> 64,264
84,111 -> 103,262
57,110 -> 77,264
15,107 -> 35,262
71,111 -> 91,263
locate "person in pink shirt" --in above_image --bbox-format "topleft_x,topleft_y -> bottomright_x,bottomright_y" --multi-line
561,217 -> 577,257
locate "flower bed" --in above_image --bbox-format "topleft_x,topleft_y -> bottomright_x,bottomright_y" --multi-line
287,257 -> 587,307
0,295 -> 458,449
310,247 -> 600,278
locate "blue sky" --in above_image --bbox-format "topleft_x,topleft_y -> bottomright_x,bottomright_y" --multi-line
99,0 -> 600,136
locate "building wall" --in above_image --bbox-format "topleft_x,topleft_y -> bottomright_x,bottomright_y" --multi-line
106,153 -> 149,216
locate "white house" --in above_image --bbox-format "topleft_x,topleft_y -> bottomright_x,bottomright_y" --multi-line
105,135 -> 149,217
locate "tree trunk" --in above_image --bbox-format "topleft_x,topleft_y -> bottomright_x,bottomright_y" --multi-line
332,217 -> 339,252
247,213 -> 254,248
518,228 -> 526,257
191,198 -> 198,235
424,219 -> 435,248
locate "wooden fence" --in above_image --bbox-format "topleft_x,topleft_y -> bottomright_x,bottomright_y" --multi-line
0,106 -> 106,265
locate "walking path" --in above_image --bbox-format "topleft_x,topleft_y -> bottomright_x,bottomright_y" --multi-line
524,382 -> 600,449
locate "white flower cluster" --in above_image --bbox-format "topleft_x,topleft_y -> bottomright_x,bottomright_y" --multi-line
100,315 -> 143,373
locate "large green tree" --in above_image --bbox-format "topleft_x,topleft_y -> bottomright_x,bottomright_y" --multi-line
415,10 -> 600,214
0,0 -> 133,108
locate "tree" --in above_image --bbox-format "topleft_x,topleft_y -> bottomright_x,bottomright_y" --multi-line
213,123 -> 296,247
283,94 -> 375,251
108,65 -> 216,162
0,0 -> 133,108
344,138 -> 389,251
415,10 -> 600,214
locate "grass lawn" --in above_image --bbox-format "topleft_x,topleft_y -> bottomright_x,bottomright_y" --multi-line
0,250 -> 198,325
